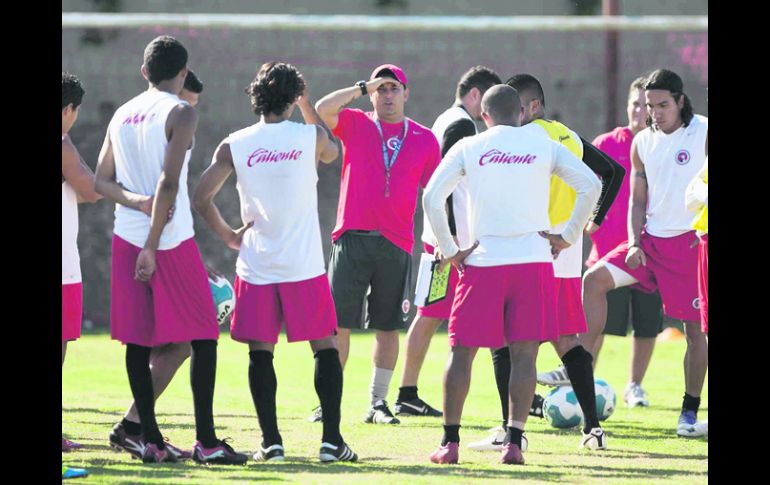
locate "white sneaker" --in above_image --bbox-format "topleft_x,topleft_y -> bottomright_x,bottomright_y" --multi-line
693,420 -> 708,436
581,427 -> 607,450
537,366 -> 570,386
623,382 -> 650,407
467,426 -> 528,452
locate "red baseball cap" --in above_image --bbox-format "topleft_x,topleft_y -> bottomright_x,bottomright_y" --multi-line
370,64 -> 408,87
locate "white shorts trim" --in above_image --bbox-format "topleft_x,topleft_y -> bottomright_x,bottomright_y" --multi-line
604,262 -> 639,289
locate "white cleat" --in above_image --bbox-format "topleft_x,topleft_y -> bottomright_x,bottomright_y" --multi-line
581,427 -> 608,450
624,382 -> 650,408
467,426 -> 528,452
537,366 -> 570,386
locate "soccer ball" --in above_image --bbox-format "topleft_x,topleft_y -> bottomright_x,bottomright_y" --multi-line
594,379 -> 616,421
543,386 -> 583,428
209,276 -> 235,325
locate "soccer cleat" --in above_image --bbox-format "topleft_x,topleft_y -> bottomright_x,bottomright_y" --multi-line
537,365 -> 570,386
581,427 -> 608,450
677,410 -> 707,437
394,397 -> 443,417
109,422 -> 145,459
530,393 -> 545,418
142,442 -> 178,463
62,437 -> 84,452
308,405 -> 323,423
364,400 -> 401,424
319,442 -> 358,462
429,442 -> 459,464
163,437 -> 193,461
192,439 -> 249,465
624,382 -> 650,407
253,443 -> 285,462
694,420 -> 708,436
467,427 -> 528,452
62,466 -> 88,479
500,443 -> 525,465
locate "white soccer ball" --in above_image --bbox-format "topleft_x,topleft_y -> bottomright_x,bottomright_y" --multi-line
594,379 -> 616,421
209,276 -> 235,325
543,386 -> 584,429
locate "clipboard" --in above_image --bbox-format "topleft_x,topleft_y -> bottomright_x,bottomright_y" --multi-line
425,259 -> 451,306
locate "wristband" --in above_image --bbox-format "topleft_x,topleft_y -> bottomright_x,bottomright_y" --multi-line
355,80 -> 367,96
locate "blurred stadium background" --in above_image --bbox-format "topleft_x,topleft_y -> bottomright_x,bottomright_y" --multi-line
62,0 -> 708,328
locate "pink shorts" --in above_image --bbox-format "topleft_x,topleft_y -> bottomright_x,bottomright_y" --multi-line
555,277 -> 587,335
698,234 -> 708,333
62,283 -> 82,341
448,263 -> 558,348
230,274 -> 337,344
417,244 -> 459,320
110,236 -> 219,347
601,231 -> 700,322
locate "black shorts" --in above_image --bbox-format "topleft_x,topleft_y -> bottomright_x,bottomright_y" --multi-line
602,286 -> 664,338
328,231 -> 412,331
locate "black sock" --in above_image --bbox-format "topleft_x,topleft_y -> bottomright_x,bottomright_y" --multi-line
503,426 -> 523,447
125,344 -> 163,448
314,348 -> 344,446
249,350 -> 282,447
190,339 -> 219,448
398,386 -> 419,402
561,346 -> 600,434
121,417 -> 142,436
682,393 -> 701,414
442,425 -> 461,445
491,346 -> 510,424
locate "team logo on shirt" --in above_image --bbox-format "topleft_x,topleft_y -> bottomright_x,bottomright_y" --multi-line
387,137 -> 402,151
675,149 -> 691,165
246,148 -> 303,166
479,149 -> 537,166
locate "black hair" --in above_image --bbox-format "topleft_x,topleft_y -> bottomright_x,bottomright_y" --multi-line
505,73 -> 545,107
62,72 -> 85,109
644,69 -> 694,128
481,85 -> 521,124
629,75 -> 647,93
143,35 -> 188,85
246,62 -> 306,116
456,66 -> 502,99
183,69 -> 203,93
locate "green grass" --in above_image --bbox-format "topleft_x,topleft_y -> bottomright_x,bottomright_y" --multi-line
63,331 -> 707,484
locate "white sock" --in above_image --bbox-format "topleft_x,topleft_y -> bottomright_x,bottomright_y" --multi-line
369,367 -> 394,406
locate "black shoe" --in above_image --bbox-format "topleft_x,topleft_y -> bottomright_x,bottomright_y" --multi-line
363,400 -> 400,424
530,393 -> 544,418
394,397 -> 443,417
308,405 -> 323,423
253,443 -> 285,462
319,442 -> 358,462
192,438 -> 249,465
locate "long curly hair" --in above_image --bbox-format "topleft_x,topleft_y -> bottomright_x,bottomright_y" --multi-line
246,62 -> 306,116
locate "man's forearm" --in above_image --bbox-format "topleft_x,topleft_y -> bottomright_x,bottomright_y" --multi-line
144,180 -> 177,250
196,200 -> 236,244
627,204 -> 646,246
94,178 -> 147,210
316,86 -> 361,118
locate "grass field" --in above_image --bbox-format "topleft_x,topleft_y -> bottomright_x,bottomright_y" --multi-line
62,330 -> 707,484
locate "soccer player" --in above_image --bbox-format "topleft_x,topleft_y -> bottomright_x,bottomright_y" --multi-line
62,72 -> 102,452
581,69 -> 708,437
395,66 -> 502,417
471,74 -> 624,452
313,65 -> 441,424
585,76 -> 665,408
94,35 -> 247,464
425,84 -> 601,465
193,61 -> 358,463
107,67 -> 207,461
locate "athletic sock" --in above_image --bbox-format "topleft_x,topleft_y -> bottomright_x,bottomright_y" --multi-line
121,418 -> 142,436
125,344 -> 163,448
503,426 -> 523,447
315,348 -> 344,446
442,424 -> 461,445
398,386 -> 419,402
369,367 -> 394,406
249,350 -> 282,447
491,346 -> 511,424
682,393 -> 701,414
561,346 -> 600,434
190,339 -> 219,448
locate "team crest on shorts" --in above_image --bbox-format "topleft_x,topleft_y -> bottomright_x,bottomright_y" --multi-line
692,298 -> 701,310
675,149 -> 691,165
401,299 -> 410,315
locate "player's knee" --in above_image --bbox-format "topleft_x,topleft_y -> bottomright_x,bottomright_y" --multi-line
683,321 -> 706,346
583,266 -> 614,294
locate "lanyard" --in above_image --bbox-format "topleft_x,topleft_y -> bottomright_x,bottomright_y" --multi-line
374,118 -> 408,197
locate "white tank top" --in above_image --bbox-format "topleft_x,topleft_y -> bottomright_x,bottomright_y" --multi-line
636,114 -> 708,238
422,105 -> 476,247
108,90 -> 194,249
62,180 -> 81,284
227,120 -> 323,284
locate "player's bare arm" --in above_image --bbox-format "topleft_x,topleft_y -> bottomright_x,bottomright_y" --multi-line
626,138 -> 648,269
62,136 -> 102,204
295,84 -> 339,164
315,77 -> 393,130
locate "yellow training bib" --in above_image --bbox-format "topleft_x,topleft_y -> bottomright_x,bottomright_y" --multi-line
692,168 -> 708,234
